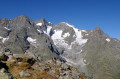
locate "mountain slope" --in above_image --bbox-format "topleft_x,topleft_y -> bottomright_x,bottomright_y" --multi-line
36,20 -> 120,79
0,15 -> 60,61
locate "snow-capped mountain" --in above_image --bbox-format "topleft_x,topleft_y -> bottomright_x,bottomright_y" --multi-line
35,21 -> 88,72
1,15 -> 120,79
35,18 -> 120,79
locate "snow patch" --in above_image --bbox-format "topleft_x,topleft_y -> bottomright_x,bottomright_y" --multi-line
51,30 -> 63,40
65,23 -> 74,28
85,34 -> 89,36
4,27 -> 11,30
82,30 -> 87,33
27,37 -> 38,47
51,30 -> 69,48
72,27 -> 88,45
60,22 -> 74,28
73,35 -> 76,37
0,36 -> 3,39
43,26 -> 52,36
27,37 -> 36,43
106,38 -> 110,42
48,22 -> 52,24
36,23 -> 42,26
37,29 -> 42,34
46,26 -> 52,35
0,36 -> 9,43
62,32 -> 70,38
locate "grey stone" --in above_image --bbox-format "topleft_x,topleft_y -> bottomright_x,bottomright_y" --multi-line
0,68 -> 6,73
19,71 -> 30,77
56,60 -> 62,66
61,63 -> 69,69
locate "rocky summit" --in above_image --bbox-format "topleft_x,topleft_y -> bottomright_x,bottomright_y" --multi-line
0,15 -> 120,79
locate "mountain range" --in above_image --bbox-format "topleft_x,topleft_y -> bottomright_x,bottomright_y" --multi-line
0,15 -> 120,79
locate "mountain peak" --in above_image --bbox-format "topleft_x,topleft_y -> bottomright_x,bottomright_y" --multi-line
94,27 -> 103,32
93,27 -> 105,35
1,18 -> 9,21
18,15 -> 29,18
58,22 -> 75,28
35,18 -> 47,25
94,27 -> 102,31
11,15 -> 34,26
0,18 -> 10,23
13,15 -> 31,21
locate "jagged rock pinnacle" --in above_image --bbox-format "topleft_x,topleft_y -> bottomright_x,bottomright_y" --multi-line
35,18 -> 47,24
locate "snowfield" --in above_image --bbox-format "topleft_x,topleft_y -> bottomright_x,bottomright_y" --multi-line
36,23 -> 43,26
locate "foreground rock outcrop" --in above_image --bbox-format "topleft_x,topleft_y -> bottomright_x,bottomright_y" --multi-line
0,51 -> 88,79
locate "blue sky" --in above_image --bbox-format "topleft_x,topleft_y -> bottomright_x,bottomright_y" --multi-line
0,0 -> 120,39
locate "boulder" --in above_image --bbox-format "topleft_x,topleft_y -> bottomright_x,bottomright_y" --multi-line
19,71 -> 31,77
